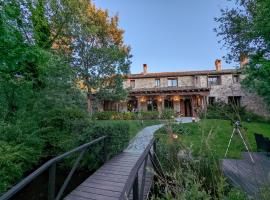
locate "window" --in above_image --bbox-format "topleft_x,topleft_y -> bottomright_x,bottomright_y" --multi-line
233,74 -> 240,83
168,78 -> 178,87
228,96 -> 241,107
130,80 -> 135,88
194,76 -> 199,86
208,97 -> 215,105
208,76 -> 221,86
155,79 -> 160,87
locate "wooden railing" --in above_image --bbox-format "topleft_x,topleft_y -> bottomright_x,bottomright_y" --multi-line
0,136 -> 108,200
120,138 -> 165,200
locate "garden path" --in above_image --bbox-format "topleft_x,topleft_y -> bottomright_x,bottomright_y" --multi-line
125,118 -> 195,154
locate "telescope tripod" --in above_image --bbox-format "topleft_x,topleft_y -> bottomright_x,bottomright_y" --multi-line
225,124 -> 255,163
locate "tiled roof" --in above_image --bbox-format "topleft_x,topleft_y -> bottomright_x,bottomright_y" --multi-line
128,69 -> 240,79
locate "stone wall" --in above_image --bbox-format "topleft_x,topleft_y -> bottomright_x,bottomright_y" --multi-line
124,73 -> 270,117
178,76 -> 194,87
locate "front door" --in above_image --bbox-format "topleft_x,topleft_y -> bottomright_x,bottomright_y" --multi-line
184,99 -> 192,117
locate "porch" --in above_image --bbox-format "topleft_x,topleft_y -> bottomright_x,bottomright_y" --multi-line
127,87 -> 210,117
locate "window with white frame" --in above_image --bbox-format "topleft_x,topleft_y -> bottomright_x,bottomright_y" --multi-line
155,79 -> 160,87
168,78 -> 178,87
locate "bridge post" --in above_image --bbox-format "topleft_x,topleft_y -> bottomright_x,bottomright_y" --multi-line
103,136 -> 109,162
133,172 -> 139,200
48,163 -> 56,200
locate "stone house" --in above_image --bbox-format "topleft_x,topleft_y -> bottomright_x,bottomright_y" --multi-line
102,60 -> 269,117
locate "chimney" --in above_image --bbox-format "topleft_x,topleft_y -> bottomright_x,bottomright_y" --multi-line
143,64 -> 148,74
215,59 -> 222,71
240,54 -> 249,68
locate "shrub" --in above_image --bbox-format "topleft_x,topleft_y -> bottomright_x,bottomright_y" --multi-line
0,141 -> 43,195
138,111 -> 160,120
158,123 -> 191,135
77,122 -> 131,170
204,101 -> 270,123
160,109 -> 175,119
153,123 -> 250,200
92,111 -> 117,120
92,111 -> 137,120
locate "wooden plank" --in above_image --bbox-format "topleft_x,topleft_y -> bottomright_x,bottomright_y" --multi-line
222,152 -> 270,197
94,172 -> 129,179
65,194 -> 94,200
100,164 -> 133,171
70,190 -> 119,200
84,179 -> 125,187
65,145 -> 156,200
80,182 -> 123,192
77,185 -> 121,198
88,174 -> 128,183
92,169 -> 130,176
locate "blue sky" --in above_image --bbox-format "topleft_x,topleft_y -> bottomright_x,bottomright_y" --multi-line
93,0 -> 236,74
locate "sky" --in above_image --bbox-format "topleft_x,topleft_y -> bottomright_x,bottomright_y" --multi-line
93,0 -> 237,74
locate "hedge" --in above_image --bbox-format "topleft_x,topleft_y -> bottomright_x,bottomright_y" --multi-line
92,110 -> 176,120
0,108 -> 132,195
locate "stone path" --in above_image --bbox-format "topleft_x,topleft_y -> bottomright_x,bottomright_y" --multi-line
124,124 -> 164,153
124,117 -> 196,154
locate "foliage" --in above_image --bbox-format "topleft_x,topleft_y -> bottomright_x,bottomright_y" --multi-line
0,0 -> 131,195
93,111 -> 162,120
160,109 -> 175,119
92,111 -> 136,120
138,111 -> 160,120
157,123 -> 191,136
204,101 -> 270,123
174,119 -> 270,158
153,123 -> 249,200
215,0 -> 270,109
69,0 -> 131,113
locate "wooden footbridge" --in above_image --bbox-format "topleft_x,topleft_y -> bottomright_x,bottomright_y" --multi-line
0,136 -> 164,200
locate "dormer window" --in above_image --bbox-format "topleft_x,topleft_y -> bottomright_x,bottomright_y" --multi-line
168,78 -> 178,87
130,80 -> 135,88
208,76 -> 221,86
155,79 -> 160,87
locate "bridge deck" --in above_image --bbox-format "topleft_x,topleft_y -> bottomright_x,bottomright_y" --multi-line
64,152 -> 154,200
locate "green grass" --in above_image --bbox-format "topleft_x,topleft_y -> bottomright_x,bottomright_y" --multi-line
169,119 -> 270,158
94,120 -> 160,139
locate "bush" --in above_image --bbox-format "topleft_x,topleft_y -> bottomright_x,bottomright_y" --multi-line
138,111 -> 160,120
0,141 -> 43,195
158,123 -> 191,135
153,133 -> 248,200
77,122 -> 131,170
160,109 -> 175,119
204,101 -> 270,123
92,111 -> 137,120
92,111 -> 116,120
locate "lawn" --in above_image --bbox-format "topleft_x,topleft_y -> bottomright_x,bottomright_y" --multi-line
167,119 -> 270,158
94,120 -> 160,138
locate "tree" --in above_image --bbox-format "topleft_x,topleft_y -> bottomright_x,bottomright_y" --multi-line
20,0 -> 131,114
71,2 -> 131,114
215,0 -> 270,108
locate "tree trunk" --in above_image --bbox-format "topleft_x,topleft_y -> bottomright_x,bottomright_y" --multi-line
87,93 -> 93,115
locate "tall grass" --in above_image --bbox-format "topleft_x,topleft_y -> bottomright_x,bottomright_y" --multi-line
152,121 -> 249,200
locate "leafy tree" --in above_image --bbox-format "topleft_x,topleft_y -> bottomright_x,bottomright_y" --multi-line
19,0 -> 131,114
70,2 -> 131,113
215,0 -> 270,108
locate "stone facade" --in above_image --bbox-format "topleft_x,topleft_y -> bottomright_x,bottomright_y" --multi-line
103,64 -> 269,117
